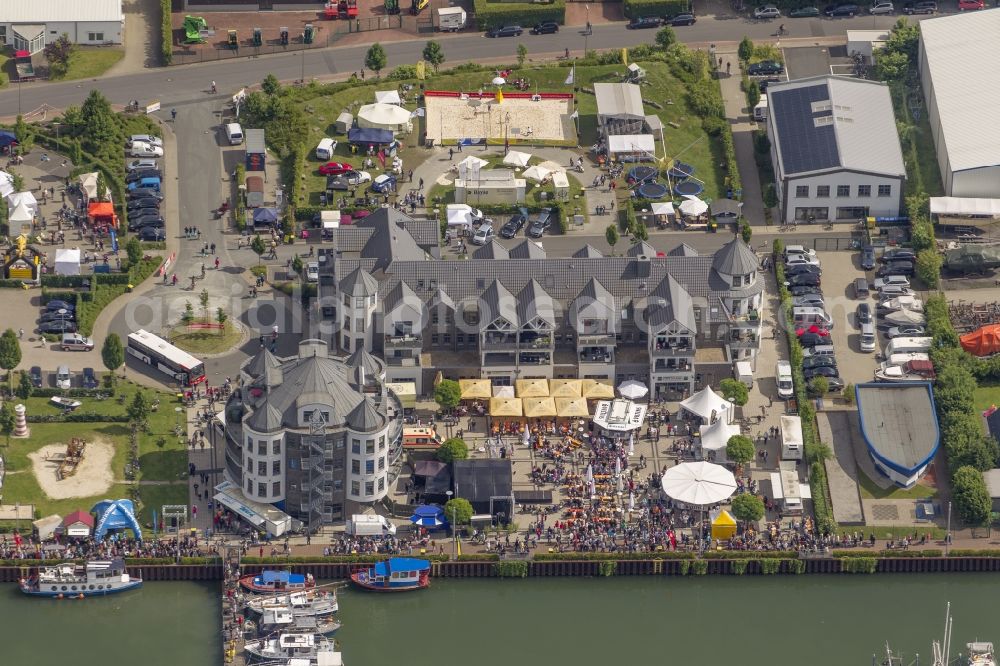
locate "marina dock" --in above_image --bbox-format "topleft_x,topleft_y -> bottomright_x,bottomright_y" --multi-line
221,546 -> 246,666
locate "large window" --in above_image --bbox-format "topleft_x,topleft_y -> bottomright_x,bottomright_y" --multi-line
365,459 -> 375,474
351,481 -> 360,496
793,207 -> 829,222
836,185 -> 850,197
857,185 -> 871,197
878,184 -> 892,197
836,206 -> 869,220
816,186 -> 830,198
351,460 -> 360,474
365,482 -> 374,496
272,482 -> 281,496
87,32 -> 105,42
795,185 -> 809,198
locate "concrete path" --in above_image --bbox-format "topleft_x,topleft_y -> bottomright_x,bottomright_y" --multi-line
105,0 -> 162,77
817,411 -> 866,525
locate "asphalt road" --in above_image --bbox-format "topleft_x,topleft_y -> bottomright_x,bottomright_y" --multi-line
0,14 -> 915,117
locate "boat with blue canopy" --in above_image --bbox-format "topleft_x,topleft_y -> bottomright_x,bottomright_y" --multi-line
240,570 -> 316,594
350,557 -> 430,592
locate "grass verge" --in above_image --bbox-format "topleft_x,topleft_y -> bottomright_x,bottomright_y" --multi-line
169,320 -> 242,355
54,48 -> 125,82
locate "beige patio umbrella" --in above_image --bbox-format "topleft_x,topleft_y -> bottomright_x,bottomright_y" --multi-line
581,379 -> 615,399
548,378 -> 582,398
523,396 -> 558,418
555,397 -> 591,418
516,378 -> 550,398
459,378 -> 492,400
490,397 -> 523,417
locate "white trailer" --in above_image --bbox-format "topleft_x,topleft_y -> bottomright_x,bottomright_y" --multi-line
346,514 -> 396,536
780,414 -> 803,461
437,7 -> 467,31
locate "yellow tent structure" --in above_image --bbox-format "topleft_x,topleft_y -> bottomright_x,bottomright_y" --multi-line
523,396 -> 557,418
516,378 -> 549,398
710,509 -> 738,541
581,379 -> 615,399
555,397 -> 591,418
489,397 -> 523,417
459,379 -> 492,400
548,379 -> 582,398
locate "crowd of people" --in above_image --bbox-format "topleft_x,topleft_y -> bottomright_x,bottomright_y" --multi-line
0,533 -> 205,561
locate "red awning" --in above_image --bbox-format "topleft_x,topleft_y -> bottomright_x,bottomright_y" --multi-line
61,510 -> 95,528
88,202 -> 115,218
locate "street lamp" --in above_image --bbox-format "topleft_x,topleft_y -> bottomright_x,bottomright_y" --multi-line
445,490 -> 457,556
584,4 -> 591,55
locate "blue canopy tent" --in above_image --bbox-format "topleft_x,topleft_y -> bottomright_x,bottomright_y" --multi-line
348,127 -> 394,146
0,131 -> 18,149
91,499 -> 143,541
410,504 -> 447,528
252,207 -> 279,227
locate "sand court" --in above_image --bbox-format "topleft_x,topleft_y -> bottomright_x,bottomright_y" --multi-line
29,440 -> 115,500
425,91 -> 575,144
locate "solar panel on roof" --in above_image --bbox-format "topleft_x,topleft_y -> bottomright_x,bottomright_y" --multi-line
771,83 -> 841,175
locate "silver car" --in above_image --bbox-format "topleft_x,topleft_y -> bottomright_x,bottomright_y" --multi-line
870,1 -> 895,13
754,4 -> 782,17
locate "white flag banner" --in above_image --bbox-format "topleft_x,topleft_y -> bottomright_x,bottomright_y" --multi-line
564,65 -> 575,86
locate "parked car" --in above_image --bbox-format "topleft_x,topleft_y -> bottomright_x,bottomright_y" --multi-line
785,264 -> 822,277
318,162 -> 353,176
789,5 -> 821,15
129,134 -> 163,148
530,21 -> 559,34
82,367 -> 98,389
472,224 -> 494,246
306,262 -> 319,283
886,325 -> 927,339
856,302 -> 873,325
748,60 -> 785,75
785,273 -> 821,287
126,168 -> 161,184
527,209 -> 553,238
128,141 -> 163,158
127,197 -> 162,212
802,356 -> 838,370
824,3 -> 860,15
958,0 -> 984,9
824,377 -> 846,393
670,13 -> 697,25
874,275 -> 911,290
784,245 -> 818,260
128,215 -> 166,231
138,226 -> 166,241
500,214 -> 527,239
487,25 -> 524,37
626,16 -> 661,29
870,1 -> 895,13
793,294 -> 825,307
877,261 -> 915,277
30,366 -> 42,388
370,174 -> 398,193
39,320 -> 78,334
786,254 -> 821,267
861,245 -> 876,270
127,188 -> 163,201
789,285 -> 822,297
56,365 -> 72,390
877,285 -> 917,299
804,365 -> 840,379
345,170 -> 372,185
46,300 -> 75,312
126,158 -> 159,172
903,0 -> 936,12
753,5 -> 782,18
40,311 -> 76,324
799,332 -> 827,347
880,248 -> 916,263
757,78 -> 782,92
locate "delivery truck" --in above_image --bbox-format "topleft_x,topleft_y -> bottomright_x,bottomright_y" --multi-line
346,514 -> 397,536
437,7 -> 467,31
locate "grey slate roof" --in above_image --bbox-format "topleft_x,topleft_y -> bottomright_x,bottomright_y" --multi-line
245,399 -> 285,433
333,227 -> 376,253
626,241 -> 657,257
384,279 -> 418,312
667,243 -> 699,257
769,75 -> 905,178
509,240 -> 546,260
712,238 -> 759,277
648,274 -> 697,332
473,242 -> 509,260
573,244 -> 604,258
340,266 -> 379,296
356,208 -> 428,270
516,279 -> 556,328
346,346 -> 386,380
428,286 -> 455,311
245,348 -> 282,380
480,279 -> 518,330
347,397 -> 387,432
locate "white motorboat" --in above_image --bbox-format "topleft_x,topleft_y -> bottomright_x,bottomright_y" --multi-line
968,642 -> 997,666
874,359 -> 936,383
251,607 -> 341,637
246,590 -> 338,618
19,558 -> 142,597
50,396 -> 82,410
244,632 -> 337,663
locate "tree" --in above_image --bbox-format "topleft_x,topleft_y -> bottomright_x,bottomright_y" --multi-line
43,34 -> 74,78
216,307 -> 228,327
605,225 -> 619,254
726,435 -> 755,467
738,37 -> 754,64
436,437 -> 469,463
0,402 -> 15,448
719,378 -> 749,406
101,333 -> 125,381
807,376 -> 829,398
740,220 -> 752,244
0,328 -> 22,391
250,235 -> 266,265
874,49 -> 909,83
916,249 -> 942,289
16,369 -> 32,400
181,301 -> 195,325
633,223 -> 649,242
763,183 -> 779,209
443,497 -> 473,527
199,288 -> 210,319
731,493 -> 765,524
423,41 -> 445,73
9,171 -> 24,193
261,74 -> 282,97
127,390 -> 152,425
79,90 -> 119,149
96,171 -> 110,201
655,27 -> 677,50
433,378 -> 461,412
365,43 -> 388,77
292,255 -> 304,276
746,80 -> 761,111
805,440 -> 833,465
13,115 -> 33,153
952,466 -> 991,526
516,43 -> 528,68
125,237 -> 143,266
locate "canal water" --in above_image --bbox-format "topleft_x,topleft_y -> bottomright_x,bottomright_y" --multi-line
4,575 -> 999,664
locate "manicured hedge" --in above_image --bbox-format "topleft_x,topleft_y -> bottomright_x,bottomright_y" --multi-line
623,0 -> 690,19
833,550 -> 943,558
701,550 -> 799,559
160,0 -> 173,65
472,0 -> 566,30
532,551 -> 695,560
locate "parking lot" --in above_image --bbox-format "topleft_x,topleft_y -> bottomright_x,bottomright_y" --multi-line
817,249 -> 880,388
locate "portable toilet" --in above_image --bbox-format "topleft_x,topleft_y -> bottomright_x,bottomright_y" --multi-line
227,30 -> 238,49
303,24 -> 315,44
252,27 -> 262,46
280,27 -> 289,45
335,112 -> 353,134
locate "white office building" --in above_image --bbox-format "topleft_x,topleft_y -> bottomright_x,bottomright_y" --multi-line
1,0 -> 124,54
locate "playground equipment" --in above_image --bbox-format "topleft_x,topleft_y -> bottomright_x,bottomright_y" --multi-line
385,0 -> 400,15
183,15 -> 208,44
411,0 -> 429,14
325,0 -> 359,18
252,27 -> 262,46
303,24 -> 315,44
56,438 -> 87,481
227,30 -> 238,49
279,27 -> 289,45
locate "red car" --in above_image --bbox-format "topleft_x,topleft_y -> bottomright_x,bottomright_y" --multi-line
958,0 -> 983,8
318,162 -> 353,176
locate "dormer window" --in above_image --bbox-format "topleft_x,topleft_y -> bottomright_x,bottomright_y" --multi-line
731,275 -> 743,288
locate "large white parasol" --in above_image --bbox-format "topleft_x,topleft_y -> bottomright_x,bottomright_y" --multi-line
679,198 -> 709,217
618,379 -> 649,400
660,461 -> 737,506
503,150 -> 532,167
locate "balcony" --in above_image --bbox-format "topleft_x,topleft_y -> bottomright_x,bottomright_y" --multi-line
651,341 -> 694,357
579,347 -> 613,364
728,335 -> 760,350
483,352 -> 517,367
518,352 -> 551,365
653,359 -> 692,373
518,334 -> 552,349
386,356 -> 420,367
578,333 -> 615,346
385,334 -> 422,348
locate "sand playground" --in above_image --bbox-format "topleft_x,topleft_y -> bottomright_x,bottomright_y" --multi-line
424,91 -> 575,144
28,440 -> 115,500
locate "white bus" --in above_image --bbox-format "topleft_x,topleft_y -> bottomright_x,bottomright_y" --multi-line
126,329 -> 206,386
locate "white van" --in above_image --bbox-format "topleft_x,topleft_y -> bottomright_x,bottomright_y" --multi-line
884,336 -> 932,356
346,514 -> 396,536
776,361 -> 794,398
803,344 -> 835,358
315,137 -> 336,160
780,415 -> 803,460
753,95 -> 768,121
792,306 -> 834,329
859,322 -> 877,352
225,123 -> 244,145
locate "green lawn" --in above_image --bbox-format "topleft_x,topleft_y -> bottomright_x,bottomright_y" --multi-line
169,320 -> 242,355
889,81 -> 944,197
1,382 -> 189,524
972,384 -> 1000,418
54,47 -> 124,82
857,467 -> 937,500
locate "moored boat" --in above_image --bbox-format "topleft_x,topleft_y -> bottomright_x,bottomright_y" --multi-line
349,557 -> 430,592
969,642 -> 997,666
251,607 -> 342,637
244,631 -> 337,663
245,590 -> 339,618
19,558 -> 142,598
240,570 -> 315,594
